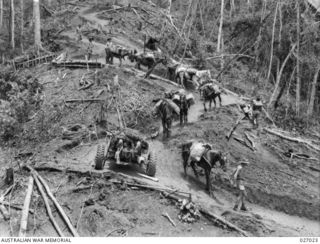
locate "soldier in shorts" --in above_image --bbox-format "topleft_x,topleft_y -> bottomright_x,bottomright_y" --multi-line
86,37 -> 94,61
76,25 -> 82,42
252,96 -> 263,128
231,160 -> 250,211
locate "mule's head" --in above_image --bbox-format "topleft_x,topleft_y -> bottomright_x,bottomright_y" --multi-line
128,50 -> 137,62
160,56 -> 168,66
219,152 -> 228,171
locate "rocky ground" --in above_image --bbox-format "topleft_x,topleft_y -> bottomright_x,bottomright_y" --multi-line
0,0 -> 319,238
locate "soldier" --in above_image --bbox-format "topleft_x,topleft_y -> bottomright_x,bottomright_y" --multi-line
179,94 -> 189,126
105,37 -> 114,64
86,37 -> 94,61
231,160 -> 250,211
76,25 -> 82,42
252,96 -> 263,128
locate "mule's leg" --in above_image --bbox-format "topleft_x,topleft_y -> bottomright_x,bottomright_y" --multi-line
213,97 -> 217,109
218,94 -> 222,107
179,72 -> 185,88
205,169 -> 210,192
185,109 -> 188,124
182,152 -> 189,177
180,111 -> 183,126
191,161 -> 199,178
162,118 -> 167,139
207,169 -> 215,197
167,119 -> 172,138
203,101 -> 207,112
209,99 -> 212,110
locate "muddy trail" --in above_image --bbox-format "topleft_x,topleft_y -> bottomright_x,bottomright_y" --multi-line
0,0 -> 319,238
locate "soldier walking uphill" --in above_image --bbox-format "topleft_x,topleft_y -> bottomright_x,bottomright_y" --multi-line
76,25 -> 82,42
179,94 -> 189,126
105,37 -> 115,64
230,160 -> 250,211
252,96 -> 263,128
86,37 -> 94,61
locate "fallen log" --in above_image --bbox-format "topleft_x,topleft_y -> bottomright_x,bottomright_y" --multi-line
226,116 -> 244,140
199,209 -> 249,237
244,133 -> 256,150
0,201 -> 34,214
0,205 -> 10,220
264,128 -> 320,152
25,166 -> 79,237
309,166 -> 320,172
78,82 -> 93,91
136,173 -> 159,182
65,99 -> 104,103
262,108 -> 276,126
162,212 -> 176,227
127,67 -> 179,87
233,136 -> 254,151
0,184 -> 14,198
19,176 -> 34,237
32,172 -> 64,237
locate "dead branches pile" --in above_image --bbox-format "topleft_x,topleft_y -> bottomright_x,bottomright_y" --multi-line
177,199 -> 201,223
62,124 -> 94,141
122,91 -> 153,126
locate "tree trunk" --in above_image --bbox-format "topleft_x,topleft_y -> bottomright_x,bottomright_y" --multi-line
198,0 -> 205,37
20,0 -> 24,52
266,2 -> 278,82
34,0 -> 41,48
0,0 -> 3,29
285,66 -> 296,119
307,66 -> 320,117
181,0 -> 197,61
278,0 -> 282,50
296,0 -> 301,116
217,0 -> 225,53
268,44 -> 296,109
10,0 -> 15,49
230,0 -> 235,17
254,0 -> 266,68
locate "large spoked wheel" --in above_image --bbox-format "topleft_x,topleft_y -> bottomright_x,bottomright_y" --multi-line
146,152 -> 156,177
94,144 -> 105,170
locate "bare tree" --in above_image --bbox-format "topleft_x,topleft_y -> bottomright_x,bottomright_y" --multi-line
267,2 -> 278,82
268,44 -> 296,109
34,0 -> 41,48
307,65 -> 320,117
20,0 -> 24,51
10,0 -> 15,49
296,0 -> 301,116
217,0 -> 225,53
0,0 -> 3,29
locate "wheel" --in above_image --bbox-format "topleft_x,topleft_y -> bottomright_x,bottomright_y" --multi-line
94,144 -> 105,170
146,152 -> 156,176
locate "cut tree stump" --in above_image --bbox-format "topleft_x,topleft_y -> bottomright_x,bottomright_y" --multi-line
5,168 -> 14,185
